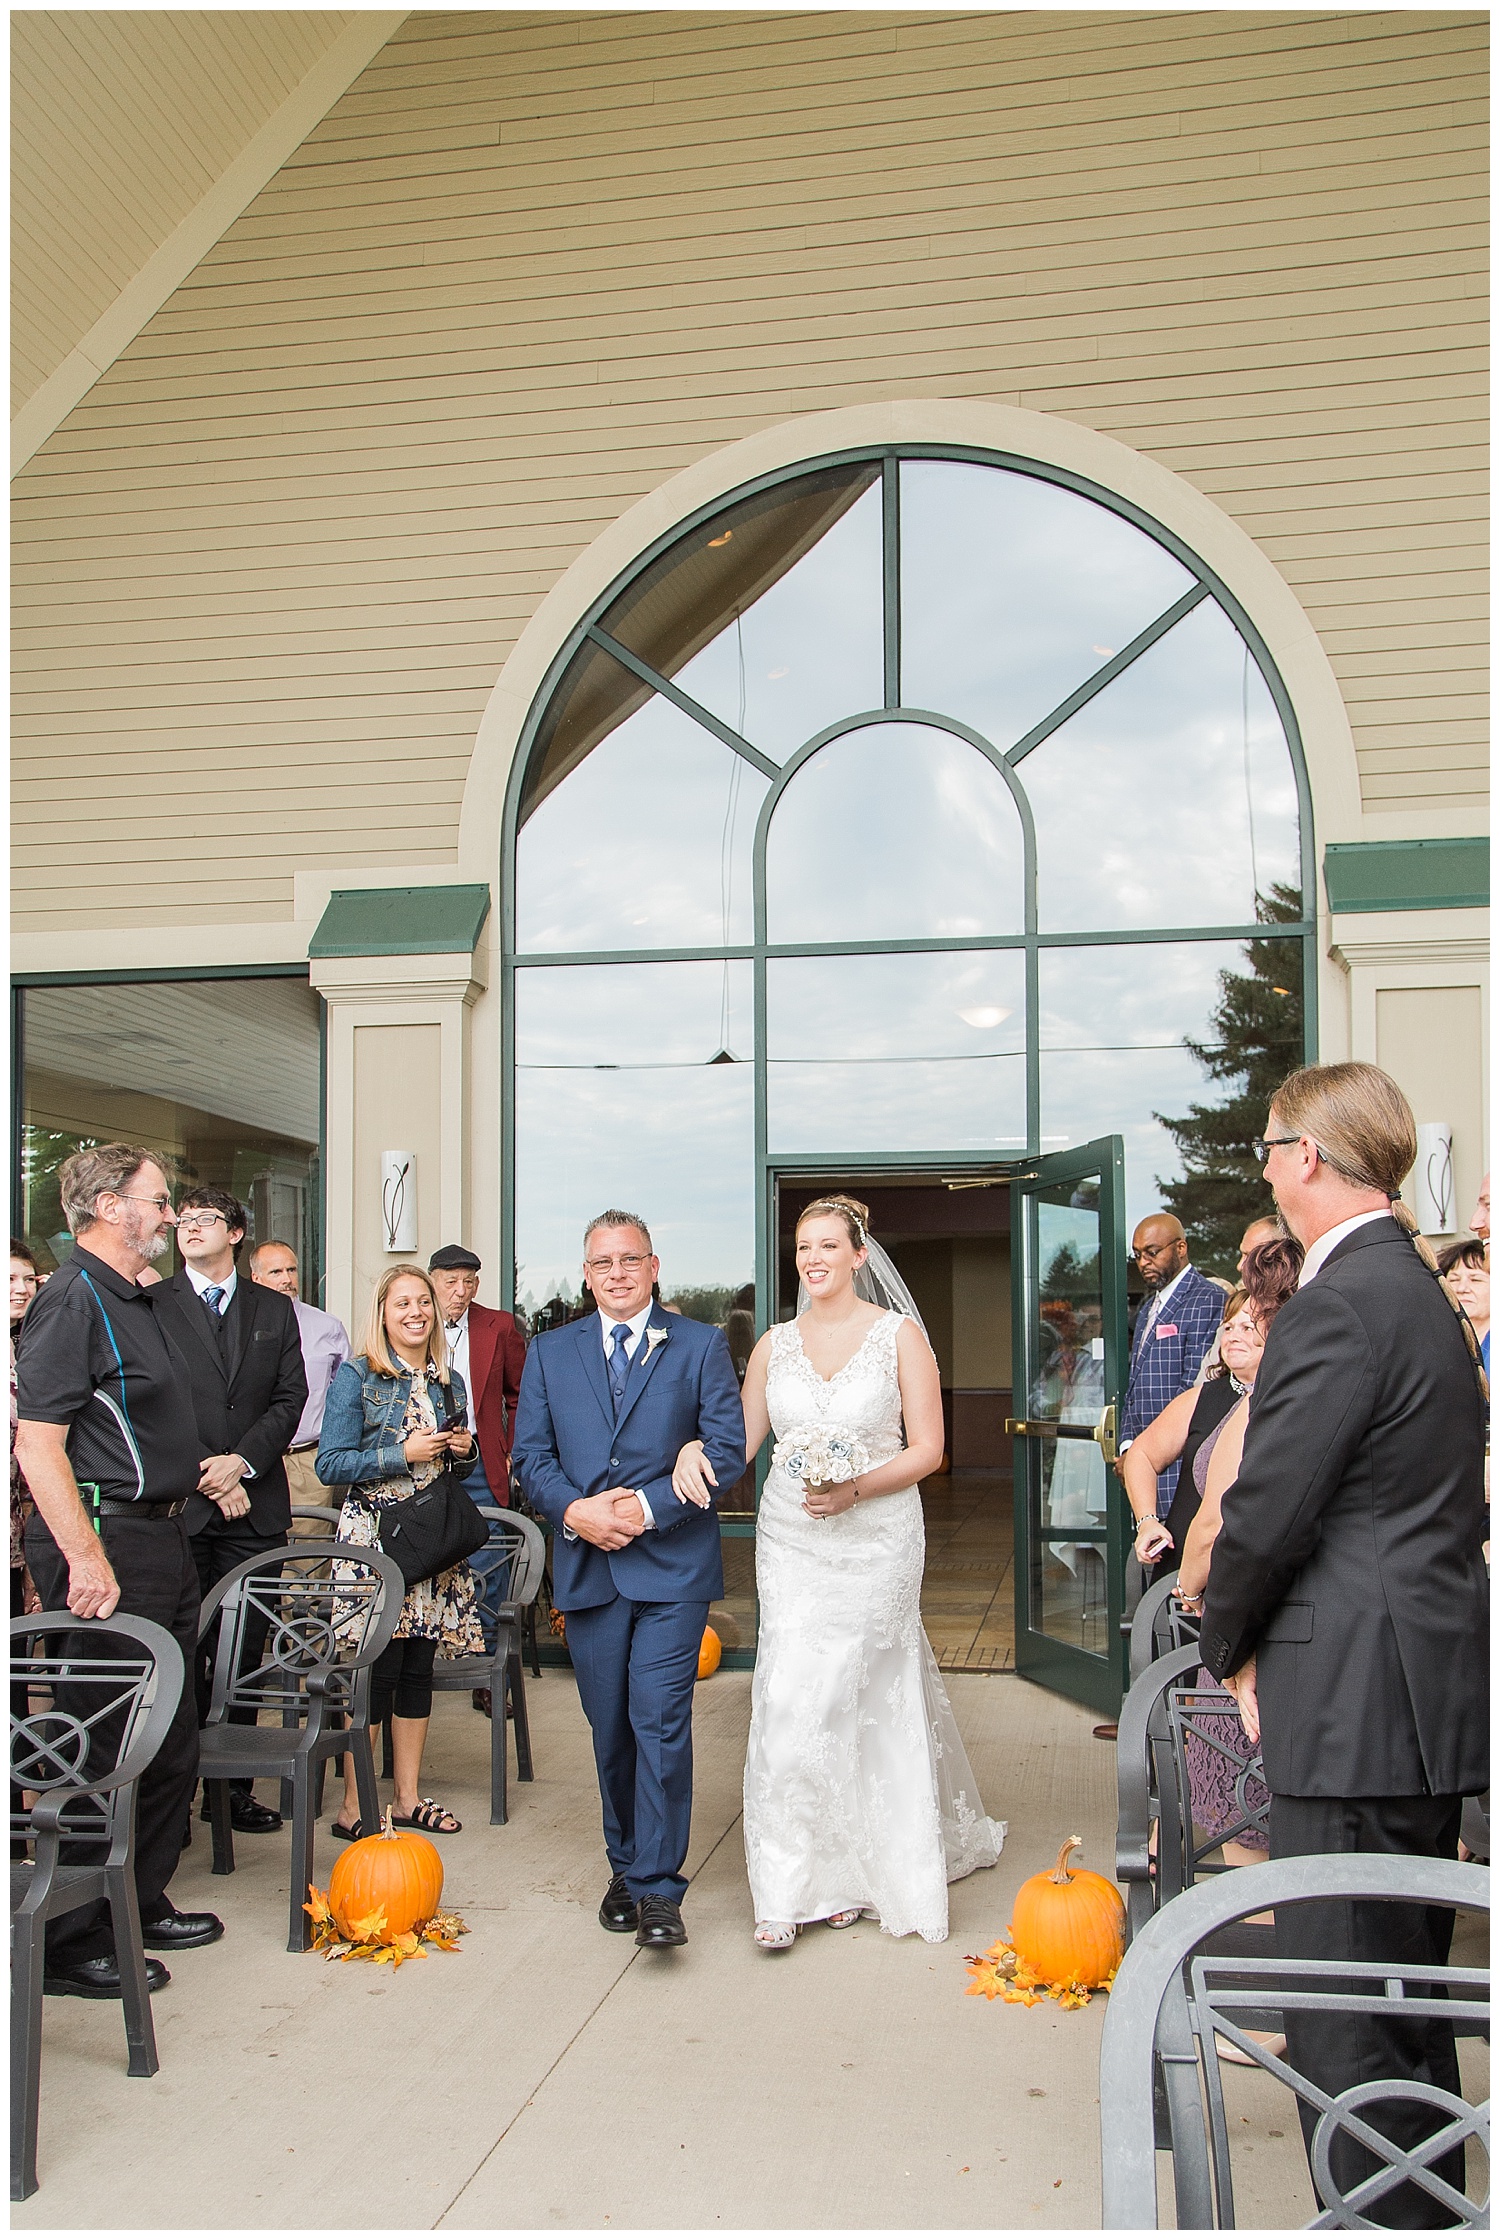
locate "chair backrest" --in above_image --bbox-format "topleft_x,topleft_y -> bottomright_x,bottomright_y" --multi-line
201,1544 -> 404,1727
1460,1793 -> 1490,1863
11,1611 -> 185,1856
1099,1855 -> 1489,2230
1117,1642 -> 1201,1939
1128,1572 -> 1200,1682
289,1505 -> 345,1528
1117,1643 -> 1270,1946
475,1508 -> 546,1606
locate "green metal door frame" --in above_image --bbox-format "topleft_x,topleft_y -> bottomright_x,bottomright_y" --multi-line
1010,1135 -> 1130,1716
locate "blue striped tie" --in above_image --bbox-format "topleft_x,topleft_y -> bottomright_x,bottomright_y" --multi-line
608,1323 -> 633,1415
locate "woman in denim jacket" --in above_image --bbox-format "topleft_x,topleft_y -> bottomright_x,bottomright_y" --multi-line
317,1263 -> 484,1836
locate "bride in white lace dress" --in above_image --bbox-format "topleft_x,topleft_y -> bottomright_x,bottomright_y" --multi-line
673,1194 -> 1005,1951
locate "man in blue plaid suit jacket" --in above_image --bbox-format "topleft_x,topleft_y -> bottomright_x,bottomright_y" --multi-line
1117,1213 -> 1225,1517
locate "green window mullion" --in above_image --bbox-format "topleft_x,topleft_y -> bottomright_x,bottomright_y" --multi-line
882,452 -> 900,710
1006,582 -> 1210,768
585,624 -> 778,780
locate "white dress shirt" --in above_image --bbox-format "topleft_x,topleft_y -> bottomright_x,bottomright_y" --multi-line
443,1310 -> 478,1433
1297,1207 -> 1390,1286
186,1263 -> 237,1311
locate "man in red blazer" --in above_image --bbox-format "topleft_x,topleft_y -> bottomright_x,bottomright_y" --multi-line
428,1246 -> 528,1713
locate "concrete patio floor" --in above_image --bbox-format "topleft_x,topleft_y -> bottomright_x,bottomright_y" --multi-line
18,1666 -> 1369,2229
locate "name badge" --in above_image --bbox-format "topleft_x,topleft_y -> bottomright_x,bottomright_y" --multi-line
1155,1324 -> 1178,1338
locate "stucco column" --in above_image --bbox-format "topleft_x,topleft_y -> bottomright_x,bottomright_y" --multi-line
310,946 -> 487,1334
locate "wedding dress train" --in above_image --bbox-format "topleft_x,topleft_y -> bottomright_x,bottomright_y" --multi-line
743,1310 -> 1006,1941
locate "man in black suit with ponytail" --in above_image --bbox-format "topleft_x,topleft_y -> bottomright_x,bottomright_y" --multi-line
1200,1062 -> 1488,2228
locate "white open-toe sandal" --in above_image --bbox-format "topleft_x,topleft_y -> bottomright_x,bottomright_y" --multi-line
753,1920 -> 798,1952
825,1908 -> 863,1928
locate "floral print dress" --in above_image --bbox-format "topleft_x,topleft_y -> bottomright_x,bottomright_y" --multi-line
334,1369 -> 485,1658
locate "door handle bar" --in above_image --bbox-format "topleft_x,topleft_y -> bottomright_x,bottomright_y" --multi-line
1006,1404 -> 1118,1465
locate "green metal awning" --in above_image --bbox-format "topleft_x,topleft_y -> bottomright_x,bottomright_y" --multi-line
1323,838 -> 1488,915
308,884 -> 492,958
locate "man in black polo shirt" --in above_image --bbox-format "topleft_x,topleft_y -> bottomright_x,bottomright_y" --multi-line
15,1143 -> 223,1998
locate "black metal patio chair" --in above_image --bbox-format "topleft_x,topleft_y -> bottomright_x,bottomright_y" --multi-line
1117,1643 -> 1272,1948
1127,1571 -> 1200,1684
1098,1854 -> 1490,2229
428,1507 -> 546,1825
195,1542 -> 402,1950
11,1610 -> 185,2202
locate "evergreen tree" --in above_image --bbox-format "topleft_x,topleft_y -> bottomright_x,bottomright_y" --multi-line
1155,884 -> 1306,1277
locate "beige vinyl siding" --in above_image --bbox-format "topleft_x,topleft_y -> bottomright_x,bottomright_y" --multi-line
10,9 -> 359,413
13,8 -> 1487,932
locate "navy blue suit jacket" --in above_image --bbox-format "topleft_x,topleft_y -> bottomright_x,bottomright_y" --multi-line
1119,1264 -> 1225,1510
512,1305 -> 746,1612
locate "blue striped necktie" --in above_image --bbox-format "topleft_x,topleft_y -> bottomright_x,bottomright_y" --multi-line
608,1323 -> 633,1414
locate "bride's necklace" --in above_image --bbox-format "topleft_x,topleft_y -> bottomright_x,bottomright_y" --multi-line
805,1301 -> 862,1336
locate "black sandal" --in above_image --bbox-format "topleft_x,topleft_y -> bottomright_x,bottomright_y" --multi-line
391,1798 -> 461,1835
331,1817 -> 365,1841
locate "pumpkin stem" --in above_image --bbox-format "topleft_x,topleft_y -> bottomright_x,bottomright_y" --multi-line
1049,1835 -> 1083,1884
380,1805 -> 395,1840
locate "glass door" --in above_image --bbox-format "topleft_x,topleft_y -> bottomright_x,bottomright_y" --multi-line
1008,1138 -> 1128,1714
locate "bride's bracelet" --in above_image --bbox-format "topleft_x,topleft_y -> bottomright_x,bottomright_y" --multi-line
851,1477 -> 863,1502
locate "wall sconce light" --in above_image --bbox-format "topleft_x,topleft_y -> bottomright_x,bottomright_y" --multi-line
1413,1123 -> 1454,1234
381,1151 -> 416,1253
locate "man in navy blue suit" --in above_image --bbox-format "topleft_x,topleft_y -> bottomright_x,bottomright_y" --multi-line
512,1210 -> 746,1950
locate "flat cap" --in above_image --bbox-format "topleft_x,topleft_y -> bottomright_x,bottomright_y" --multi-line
428,1244 -> 481,1272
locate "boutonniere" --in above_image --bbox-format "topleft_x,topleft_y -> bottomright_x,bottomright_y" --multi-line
645,1326 -> 670,1354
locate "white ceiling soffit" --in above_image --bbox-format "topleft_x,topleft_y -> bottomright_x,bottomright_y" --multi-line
11,9 -> 406,474
25,979 -> 322,1144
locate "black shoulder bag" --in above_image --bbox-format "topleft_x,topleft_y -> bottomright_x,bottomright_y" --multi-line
376,1384 -> 489,1587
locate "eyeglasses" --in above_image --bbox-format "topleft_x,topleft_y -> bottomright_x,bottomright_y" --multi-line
1252,1135 -> 1304,1164
175,1211 -> 228,1232
109,1193 -> 176,1217
584,1254 -> 650,1275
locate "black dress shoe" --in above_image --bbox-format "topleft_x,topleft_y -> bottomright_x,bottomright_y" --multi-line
200,1792 -> 283,1833
140,1908 -> 225,1951
635,1895 -> 687,1949
45,1954 -> 170,1999
472,1688 -> 493,1718
598,1873 -> 639,1933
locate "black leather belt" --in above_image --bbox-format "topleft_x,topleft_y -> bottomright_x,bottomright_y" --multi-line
94,1498 -> 189,1520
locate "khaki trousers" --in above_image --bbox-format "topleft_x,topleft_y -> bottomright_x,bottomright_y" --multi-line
285,1446 -> 344,1535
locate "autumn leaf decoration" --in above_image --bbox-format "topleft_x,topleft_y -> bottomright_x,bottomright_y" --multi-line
303,1881 -> 469,1965
964,1932 -> 1113,2010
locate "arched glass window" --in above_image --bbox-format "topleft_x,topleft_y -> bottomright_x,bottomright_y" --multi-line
504,446 -> 1313,1330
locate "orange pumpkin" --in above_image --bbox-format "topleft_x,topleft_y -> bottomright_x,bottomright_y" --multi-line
1009,1835 -> 1124,1989
697,1625 -> 722,1678
328,1807 -> 444,1941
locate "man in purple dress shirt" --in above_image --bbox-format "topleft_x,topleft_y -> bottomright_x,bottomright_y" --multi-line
246,1241 -> 351,1531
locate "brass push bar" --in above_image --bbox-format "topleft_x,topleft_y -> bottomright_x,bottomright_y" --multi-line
1005,1404 -> 1118,1465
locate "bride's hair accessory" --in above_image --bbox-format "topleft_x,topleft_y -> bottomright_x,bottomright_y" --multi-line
796,1193 -> 870,1246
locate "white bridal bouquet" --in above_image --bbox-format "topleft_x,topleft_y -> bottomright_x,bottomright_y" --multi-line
772,1425 -> 871,1490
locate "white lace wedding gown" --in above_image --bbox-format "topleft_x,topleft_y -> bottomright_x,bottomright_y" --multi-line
743,1310 -> 1006,1940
